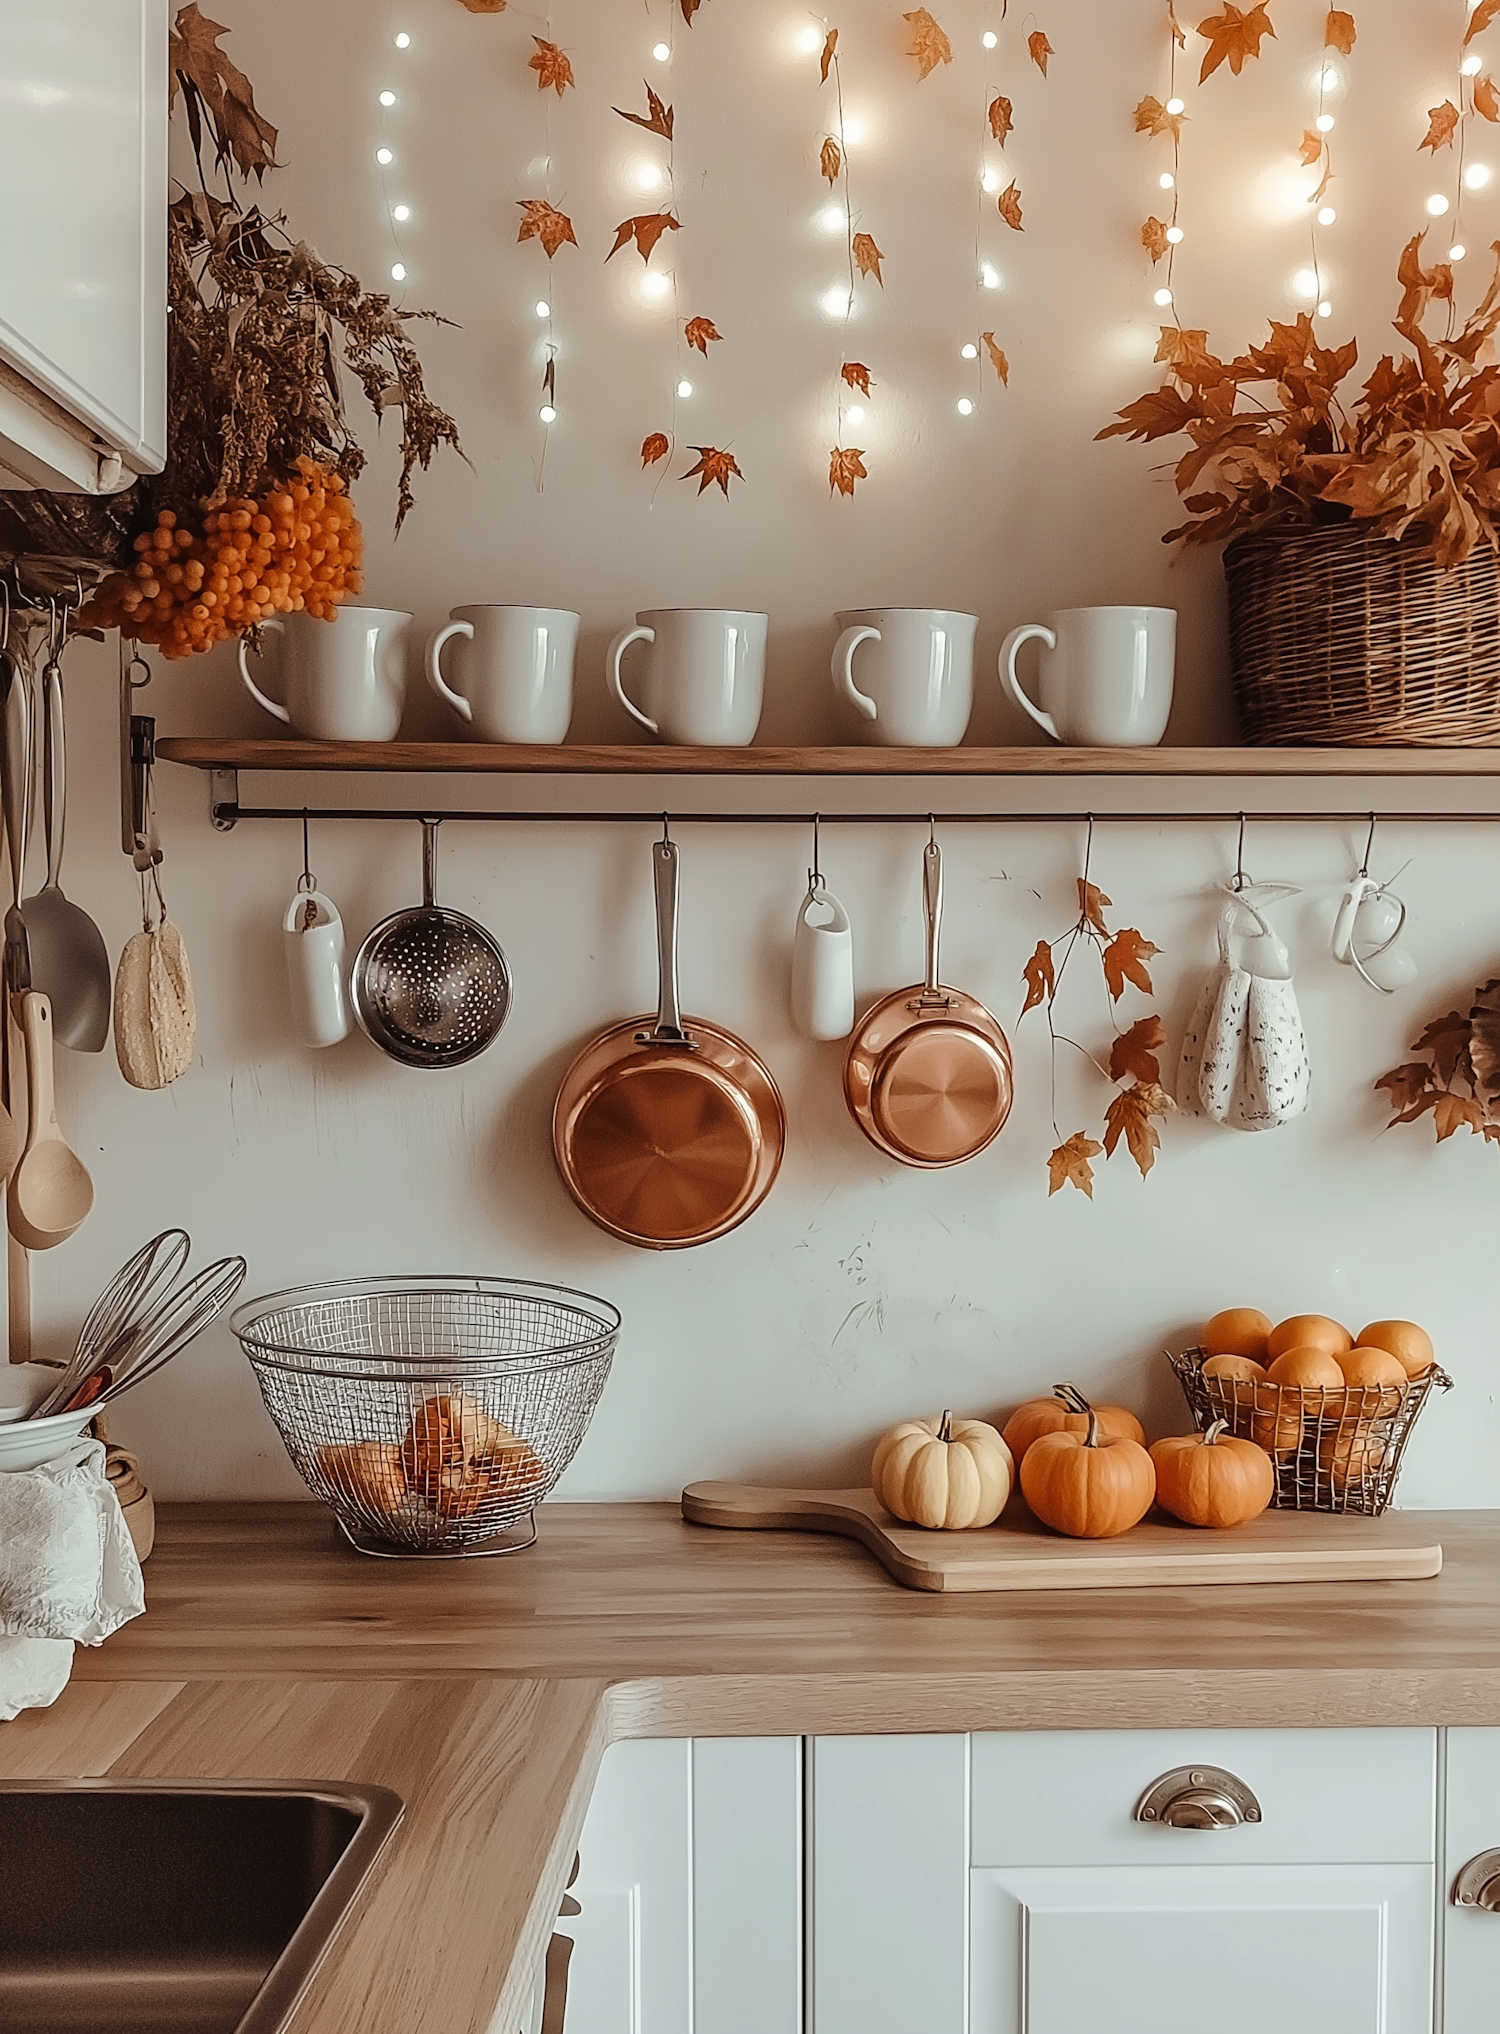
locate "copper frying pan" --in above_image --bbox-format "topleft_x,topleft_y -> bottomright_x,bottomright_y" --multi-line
844,839 -> 1013,1168
554,838 -> 785,1248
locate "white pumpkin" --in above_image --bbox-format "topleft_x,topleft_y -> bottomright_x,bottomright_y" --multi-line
870,1410 -> 1013,1530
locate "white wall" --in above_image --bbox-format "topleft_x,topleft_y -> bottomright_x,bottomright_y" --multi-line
28,0 -> 1500,1504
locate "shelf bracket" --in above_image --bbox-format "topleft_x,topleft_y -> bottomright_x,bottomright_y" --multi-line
209,768 -> 239,832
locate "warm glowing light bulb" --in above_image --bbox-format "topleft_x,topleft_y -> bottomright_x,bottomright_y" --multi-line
1463,52 -> 1484,75
1315,112 -> 1335,132
1166,225 -> 1184,243
1317,204 -> 1337,225
1159,171 -> 1175,189
1317,299 -> 1333,317
1467,162 -> 1493,188
847,403 -> 866,423
817,203 -> 847,234
1292,267 -> 1319,298
539,405 -> 556,423
653,40 -> 671,60
980,263 -> 1001,289
390,262 -> 406,281
1452,242 -> 1469,260
633,160 -> 665,192
376,147 -> 394,165
394,31 -> 410,47
392,203 -> 410,221
1153,286 -> 1174,306
535,300 -> 550,318
1165,96 -> 1185,116
841,114 -> 865,146
379,90 -> 396,106
796,25 -> 822,51
1428,193 -> 1451,215
821,284 -> 852,319
640,271 -> 672,300
677,379 -> 694,398
981,167 -> 1001,192
957,397 -> 975,415
983,29 -> 998,48
1319,64 -> 1340,87
961,342 -> 978,359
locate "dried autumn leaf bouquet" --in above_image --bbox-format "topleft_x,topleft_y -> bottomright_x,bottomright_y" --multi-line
1099,233 -> 1500,568
1376,987 -> 1500,1147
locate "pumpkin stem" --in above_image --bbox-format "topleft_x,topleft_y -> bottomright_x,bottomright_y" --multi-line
1054,1382 -> 1093,1415
938,1409 -> 952,1442
1083,1407 -> 1101,1449
1204,1418 -> 1228,1447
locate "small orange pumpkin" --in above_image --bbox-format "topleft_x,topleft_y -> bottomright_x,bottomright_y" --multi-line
1150,1418 -> 1275,1529
870,1410 -> 1013,1529
1001,1382 -> 1146,1464
1019,1407 -> 1156,1539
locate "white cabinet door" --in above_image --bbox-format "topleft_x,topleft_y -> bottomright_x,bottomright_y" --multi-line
1443,1729 -> 1500,2034
971,1862 -> 1435,2034
694,1738 -> 802,2034
809,1735 -> 969,2034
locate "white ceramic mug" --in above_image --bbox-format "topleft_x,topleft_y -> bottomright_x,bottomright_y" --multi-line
283,888 -> 350,1048
425,604 -> 579,743
1000,605 -> 1176,746
238,606 -> 411,741
791,883 -> 855,1041
831,609 -> 977,746
607,609 -> 767,746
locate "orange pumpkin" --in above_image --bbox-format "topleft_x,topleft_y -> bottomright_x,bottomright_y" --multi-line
1001,1382 -> 1146,1464
1019,1408 -> 1156,1539
1150,1418 -> 1275,1529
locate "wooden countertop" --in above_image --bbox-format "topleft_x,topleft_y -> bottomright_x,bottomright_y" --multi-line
7,1500 -> 1500,2034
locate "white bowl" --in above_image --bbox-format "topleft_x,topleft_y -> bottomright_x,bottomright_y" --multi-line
0,1406 -> 97,1472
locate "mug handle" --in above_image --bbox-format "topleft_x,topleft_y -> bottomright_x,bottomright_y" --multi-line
237,616 -> 290,724
999,623 -> 1060,741
831,625 -> 880,722
607,624 -> 658,734
425,619 -> 475,725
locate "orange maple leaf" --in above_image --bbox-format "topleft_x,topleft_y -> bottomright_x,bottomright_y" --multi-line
841,361 -> 873,395
1299,129 -> 1324,166
1102,927 -> 1161,1000
1095,382 -> 1198,441
682,445 -> 743,496
996,181 -> 1024,231
829,446 -> 868,496
1196,3 -> 1275,83
529,37 -> 574,94
641,432 -> 670,466
1142,216 -> 1170,261
684,315 -> 722,354
852,232 -> 884,283
982,331 -> 1009,383
1028,29 -> 1054,74
614,83 -> 673,137
1422,101 -> 1460,151
903,7 -> 953,78
456,0 -> 508,10
1021,939 -> 1055,1012
1108,1014 -> 1165,1085
1048,1133 -> 1103,1198
680,0 -> 706,20
1134,94 -> 1186,140
1078,879 -> 1112,933
1102,1082 -> 1169,1177
989,94 -> 1014,143
1433,1090 -> 1488,1140
1375,1063 -> 1435,1115
1477,75 -> 1500,122
1324,7 -> 1355,54
1466,0 -> 1500,44
821,27 -> 838,80
606,212 -> 682,263
516,200 -> 578,258
821,136 -> 843,183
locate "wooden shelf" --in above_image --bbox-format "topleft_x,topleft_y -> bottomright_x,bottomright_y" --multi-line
155,737 -> 1500,777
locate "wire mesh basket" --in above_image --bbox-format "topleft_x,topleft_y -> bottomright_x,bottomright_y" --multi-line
233,1277 -> 620,1557
1168,1346 -> 1451,1516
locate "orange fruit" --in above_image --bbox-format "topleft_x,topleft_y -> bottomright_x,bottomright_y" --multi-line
1337,1346 -> 1408,1411
1266,1345 -> 1345,1391
1355,1320 -> 1434,1380
1267,1314 -> 1352,1361
1202,1308 -> 1272,1361
1252,1401 -> 1305,1459
1201,1353 -> 1266,1386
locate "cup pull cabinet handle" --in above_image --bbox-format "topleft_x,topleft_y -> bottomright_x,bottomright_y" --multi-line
1135,1765 -> 1263,1830
1453,1850 -> 1500,1910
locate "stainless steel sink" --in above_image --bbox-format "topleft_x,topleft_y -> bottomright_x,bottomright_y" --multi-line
0,1779 -> 403,2033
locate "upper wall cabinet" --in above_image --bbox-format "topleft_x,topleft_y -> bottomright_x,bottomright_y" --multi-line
0,0 -> 166,493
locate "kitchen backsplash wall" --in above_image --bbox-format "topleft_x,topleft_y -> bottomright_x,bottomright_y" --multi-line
29,0 -> 1500,1503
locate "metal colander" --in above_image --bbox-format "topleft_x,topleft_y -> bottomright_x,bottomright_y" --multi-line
233,1276 -> 619,1556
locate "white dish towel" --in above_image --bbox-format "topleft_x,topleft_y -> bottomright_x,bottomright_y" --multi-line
0,1437 -> 146,1721
1177,892 -> 1312,1132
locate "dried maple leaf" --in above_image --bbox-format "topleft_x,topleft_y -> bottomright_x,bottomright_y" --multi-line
684,315 -> 722,354
1375,1063 -> 1435,1114
1467,0 -> 1500,44
1469,979 -> 1500,1104
1021,940 -> 1055,1012
529,38 -> 575,95
1299,129 -> 1324,167
1028,29 -> 1054,74
1048,1133 -> 1103,1198
1324,8 -> 1355,54
821,28 -> 839,80
1109,1014 -> 1165,1085
456,0 -> 508,10
903,8 -> 953,78
1413,1009 -> 1475,1089
821,136 -> 843,183
606,212 -> 682,263
615,84 -> 674,137
516,199 -> 578,258
1134,94 -> 1186,140
1433,1091 -> 1488,1140
829,446 -> 868,495
1422,101 -> 1460,152
641,432 -> 670,466
1102,928 -> 1160,1000
1142,216 -> 1170,262
1154,325 -> 1220,378
1103,1081 -> 1167,1177
1477,75 -> 1500,123
1196,2 -> 1276,84
997,181 -> 1024,231
841,361 -> 873,395
989,94 -> 1014,144
982,332 -> 1009,383
682,445 -> 743,496
680,0 -> 706,20
1078,879 -> 1112,933
169,4 -> 279,181
852,232 -> 884,283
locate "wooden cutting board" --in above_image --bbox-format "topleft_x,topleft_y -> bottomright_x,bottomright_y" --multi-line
680,1482 -> 1444,1593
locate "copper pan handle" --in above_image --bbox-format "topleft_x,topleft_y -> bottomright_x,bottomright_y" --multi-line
638,838 -> 696,1049
923,839 -> 942,994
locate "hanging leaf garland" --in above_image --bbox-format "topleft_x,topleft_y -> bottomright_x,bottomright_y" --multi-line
1027,30 -> 1054,75
821,26 -> 875,496
997,182 -> 1024,231
1134,4 -> 1188,328
615,84 -> 674,137
516,199 -> 577,257
829,446 -> 868,495
606,212 -> 681,262
681,445 -> 743,495
982,332 -> 1009,382
684,316 -> 722,354
1196,2 -> 1276,82
821,136 -> 843,183
841,361 -> 873,395
528,37 -> 575,95
903,8 -> 953,79
640,432 -> 670,466
852,231 -> 885,281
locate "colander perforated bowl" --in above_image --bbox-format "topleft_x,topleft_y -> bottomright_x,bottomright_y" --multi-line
233,1276 -> 619,1556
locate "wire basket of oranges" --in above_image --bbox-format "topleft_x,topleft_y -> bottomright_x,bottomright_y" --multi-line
1168,1310 -> 1452,1516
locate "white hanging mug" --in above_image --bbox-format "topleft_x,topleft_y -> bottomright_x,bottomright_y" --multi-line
830,609 -> 977,746
607,609 -> 767,746
791,883 -> 855,1041
425,605 -> 579,743
999,605 -> 1175,747
238,607 -> 411,741
283,888 -> 350,1048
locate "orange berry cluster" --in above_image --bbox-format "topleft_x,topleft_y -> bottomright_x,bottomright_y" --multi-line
83,458 -> 363,660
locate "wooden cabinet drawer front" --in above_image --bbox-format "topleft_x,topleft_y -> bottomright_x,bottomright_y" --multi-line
971,1729 -> 1436,1867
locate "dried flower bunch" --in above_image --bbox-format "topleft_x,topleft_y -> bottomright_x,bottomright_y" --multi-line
1099,234 -> 1500,568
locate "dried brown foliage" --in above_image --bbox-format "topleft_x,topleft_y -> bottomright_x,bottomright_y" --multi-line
529,39 -> 575,94
169,5 -> 278,182
829,446 -> 868,496
1324,8 -> 1356,55
681,446 -> 743,496
684,316 -> 723,354
1142,216 -> 1170,262
903,8 -> 952,78
982,332 -> 1009,384
1028,29 -> 1054,75
607,213 -> 681,263
841,362 -> 873,395
821,136 -> 843,183
989,95 -> 1014,143
1376,995 -> 1500,1145
1422,101 -> 1460,152
1197,2 -> 1275,82
997,182 -> 1023,231
1135,94 -> 1186,140
853,232 -> 885,283
641,433 -> 670,467
615,84 -> 674,137
821,29 -> 839,81
517,200 -> 578,257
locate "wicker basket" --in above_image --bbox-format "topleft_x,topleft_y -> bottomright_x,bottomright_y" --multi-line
1224,523 -> 1500,745
1168,1346 -> 1451,1515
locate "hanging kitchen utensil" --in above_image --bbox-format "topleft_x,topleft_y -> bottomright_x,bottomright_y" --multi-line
843,833 -> 1014,1168
29,1229 -> 191,1417
350,819 -> 510,1069
7,990 -> 94,1250
0,621 -> 25,1182
22,624 -> 112,1051
1177,887 -> 1311,1132
791,818 -> 855,1042
114,864 -> 196,1090
284,815 -> 350,1048
1,631 -> 33,1001
553,830 -> 785,1248
1330,817 -> 1417,995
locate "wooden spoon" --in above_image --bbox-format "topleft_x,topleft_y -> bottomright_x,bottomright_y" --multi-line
8,992 -> 93,1250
